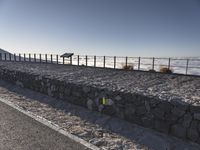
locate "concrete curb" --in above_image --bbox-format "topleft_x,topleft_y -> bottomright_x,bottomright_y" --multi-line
0,98 -> 101,150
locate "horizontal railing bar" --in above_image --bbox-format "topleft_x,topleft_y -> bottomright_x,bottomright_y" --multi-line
0,53 -> 199,76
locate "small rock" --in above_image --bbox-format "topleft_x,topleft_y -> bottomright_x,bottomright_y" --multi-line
78,132 -> 89,137
194,113 -> 200,120
67,112 -> 72,116
115,95 -> 122,101
87,99 -> 94,110
98,104 -> 104,112
83,86 -> 90,93
89,138 -> 105,146
107,99 -> 114,106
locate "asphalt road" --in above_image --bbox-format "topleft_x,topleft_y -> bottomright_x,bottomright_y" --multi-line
0,101 -> 88,150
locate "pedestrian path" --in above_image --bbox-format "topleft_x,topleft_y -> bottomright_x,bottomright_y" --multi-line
0,101 -> 89,150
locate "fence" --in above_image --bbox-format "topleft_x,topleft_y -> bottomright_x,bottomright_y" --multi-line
0,53 -> 200,76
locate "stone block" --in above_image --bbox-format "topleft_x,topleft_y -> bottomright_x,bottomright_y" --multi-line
190,104 -> 200,113
134,95 -> 144,106
87,99 -> 94,110
171,124 -> 187,139
165,113 -> 179,124
158,101 -> 172,114
170,98 -> 189,111
187,128 -> 199,142
47,87 -> 52,96
135,105 -> 147,115
154,120 -> 170,134
115,107 -> 125,119
182,114 -> 193,128
142,116 -> 154,128
144,100 -> 150,112
124,104 -> 135,116
98,104 -> 104,112
194,113 -> 200,121
190,120 -> 198,129
171,107 -> 185,117
72,90 -> 81,97
83,86 -> 90,93
152,107 -> 165,120
149,98 -> 160,107
64,88 -> 71,96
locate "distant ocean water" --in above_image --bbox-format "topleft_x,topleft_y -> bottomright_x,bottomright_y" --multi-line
70,56 -> 200,76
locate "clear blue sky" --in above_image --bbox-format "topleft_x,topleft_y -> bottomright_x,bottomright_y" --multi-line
0,0 -> 200,57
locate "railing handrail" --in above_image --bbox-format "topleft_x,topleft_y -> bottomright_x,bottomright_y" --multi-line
0,52 -> 199,76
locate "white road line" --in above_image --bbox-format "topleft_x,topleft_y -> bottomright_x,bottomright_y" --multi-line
0,98 -> 101,150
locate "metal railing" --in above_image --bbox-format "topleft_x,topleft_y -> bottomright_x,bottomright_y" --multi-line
0,53 -> 200,76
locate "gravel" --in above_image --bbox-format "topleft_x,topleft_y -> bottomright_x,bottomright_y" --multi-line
0,61 -> 199,104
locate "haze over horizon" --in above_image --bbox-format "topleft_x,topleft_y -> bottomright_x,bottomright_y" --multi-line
0,0 -> 200,57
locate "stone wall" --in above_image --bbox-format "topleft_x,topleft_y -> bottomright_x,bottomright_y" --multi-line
0,62 -> 200,144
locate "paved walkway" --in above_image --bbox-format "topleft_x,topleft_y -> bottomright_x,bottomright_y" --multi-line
0,101 -> 88,150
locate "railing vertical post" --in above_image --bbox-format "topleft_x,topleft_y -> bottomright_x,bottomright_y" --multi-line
40,54 -> 42,63
77,55 -> 79,66
45,54 -> 47,63
51,54 -> 53,63
168,58 -> 171,69
19,53 -> 21,61
85,55 -> 87,66
103,56 -> 105,68
138,57 -> 141,70
56,55 -> 58,64
70,56 -> 72,65
125,56 -> 128,68
152,57 -> 155,70
24,54 -> 26,61
94,56 -> 96,67
29,53 -> 31,62
34,54 -> 36,62
63,57 -> 64,64
9,53 -> 11,61
186,59 -> 189,75
114,56 -> 116,69
4,53 -> 6,61
14,54 -> 16,61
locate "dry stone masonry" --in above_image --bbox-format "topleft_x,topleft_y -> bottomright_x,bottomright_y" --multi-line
0,61 -> 200,144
